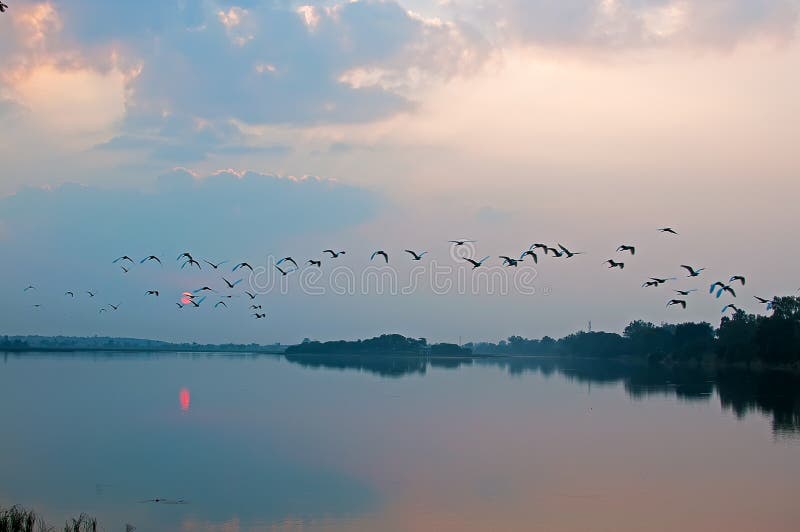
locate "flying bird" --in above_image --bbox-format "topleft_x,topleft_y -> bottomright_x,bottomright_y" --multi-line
464,256 -> 490,269
322,250 -> 346,258
222,277 -> 243,289
371,251 -> 389,263
189,296 -> 206,308
65,291 -> 74,297
120,266 -> 130,274
233,262 -> 254,272
194,286 -> 215,293
519,250 -> 538,263
674,289 -> 697,296
722,304 -> 741,314
140,255 -> 162,265
275,265 -> 292,276
113,256 -> 134,264
99,308 -> 107,314
203,259 -> 228,270
86,291 -> 96,297
253,313 -> 266,319
642,281 -> 659,288
710,282 -> 736,298
0,3 -> 9,14
108,304 -> 120,311
177,252 -> 193,262
405,250 -> 428,261
604,260 -> 625,269
500,256 -> 520,267
754,296 -> 773,304
244,291 -> 257,300
545,247 -> 564,257
658,227 -> 679,235
181,258 -> 202,270
680,265 -> 705,277
23,285 -> 36,292
250,305 -> 262,310
145,290 -> 159,297
617,245 -> 636,255
558,244 -> 583,258
730,275 -> 746,285
214,301 -> 228,309
306,260 -> 322,267
449,240 -> 476,246
277,257 -> 299,268
667,299 -> 687,309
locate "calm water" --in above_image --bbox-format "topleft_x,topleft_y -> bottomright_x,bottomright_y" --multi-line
1,352 -> 799,531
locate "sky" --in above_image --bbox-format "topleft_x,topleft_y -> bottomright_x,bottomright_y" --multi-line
1,0 -> 799,344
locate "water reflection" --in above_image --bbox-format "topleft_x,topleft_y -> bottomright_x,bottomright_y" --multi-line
179,388 -> 190,411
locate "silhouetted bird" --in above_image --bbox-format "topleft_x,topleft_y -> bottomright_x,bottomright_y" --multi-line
250,305 -> 262,310
500,256 -> 520,267
145,290 -> 159,297
233,262 -> 253,272
545,247 -> 564,257
65,291 -> 74,297
307,260 -> 322,267
558,244 -> 583,258
531,243 -> 549,253
674,289 -> 697,296
323,250 -> 346,258
23,285 -> 35,292
371,251 -> 389,263
658,227 -> 678,235
214,301 -> 228,309
754,296 -> 773,304
86,291 -> 96,297
113,256 -> 134,264
189,296 -> 206,308
244,291 -> 257,300
181,258 -> 202,270
203,259 -> 228,270
730,275 -> 746,285
617,245 -> 636,255
108,304 -> 120,311
722,304 -> 741,314
642,281 -> 659,288
253,313 -> 266,319
449,240 -> 476,246
140,255 -> 162,265
680,265 -> 705,277
604,260 -> 624,269
0,3 -> 8,13
649,277 -> 675,286
405,250 -> 428,261
519,250 -> 538,263
120,266 -> 130,273
194,286 -> 215,293
277,257 -> 299,268
464,256 -> 490,269
667,299 -> 687,309
275,265 -> 292,276
222,277 -> 242,289
710,282 -> 736,298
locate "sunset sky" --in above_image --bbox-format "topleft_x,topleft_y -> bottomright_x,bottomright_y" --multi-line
1,1 -> 799,344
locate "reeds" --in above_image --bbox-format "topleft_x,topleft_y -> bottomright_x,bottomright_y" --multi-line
0,506 -> 98,532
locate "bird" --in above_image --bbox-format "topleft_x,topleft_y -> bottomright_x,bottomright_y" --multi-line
649,277 -> 675,286
680,265 -> 705,277
371,251 -> 389,263
108,304 -> 120,311
120,266 -> 130,274
194,286 -> 215,293
545,247 -> 564,257
177,252 -> 193,262
531,243 -> 549,252
558,244 -> 583,258
464,256 -> 490,269
306,260 -> 322,267
667,299 -> 687,309
244,291 -> 257,300
322,250 -> 346,258
519,250 -> 538,263
214,301 -> 228,309
253,313 -> 266,319
203,259 -> 228,270
754,296 -> 773,304
99,308 -> 107,314
642,281 -> 659,288
0,3 -> 8,14
449,240 -> 476,246
710,282 -> 737,298
500,256 -> 520,267
233,262 -> 253,272
277,257 -> 299,268
658,227 -> 679,235
113,256 -> 134,264
275,265 -> 292,276
604,260 -> 624,269
145,290 -> 159,297
181,258 -> 202,270
176,303 -> 184,309
86,291 -> 96,297
250,305 -> 262,310
65,291 -> 74,297
33,304 -> 42,309
674,289 -> 697,296
404,250 -> 428,261
722,304 -> 741,314
189,296 -> 206,308
23,285 -> 36,292
617,245 -> 636,255
730,275 -> 746,285
140,255 -> 162,265
222,277 -> 242,289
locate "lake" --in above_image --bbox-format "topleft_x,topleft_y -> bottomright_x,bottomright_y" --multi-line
1,352 -> 799,531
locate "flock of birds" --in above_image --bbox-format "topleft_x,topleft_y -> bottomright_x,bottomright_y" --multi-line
18,226 -> 789,322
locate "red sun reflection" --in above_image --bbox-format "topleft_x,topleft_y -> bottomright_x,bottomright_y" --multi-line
179,388 -> 190,411
181,292 -> 193,305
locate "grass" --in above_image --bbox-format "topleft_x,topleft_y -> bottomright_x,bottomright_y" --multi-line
0,506 -> 97,532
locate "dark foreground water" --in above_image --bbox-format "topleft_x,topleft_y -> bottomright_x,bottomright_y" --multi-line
1,352 -> 799,531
